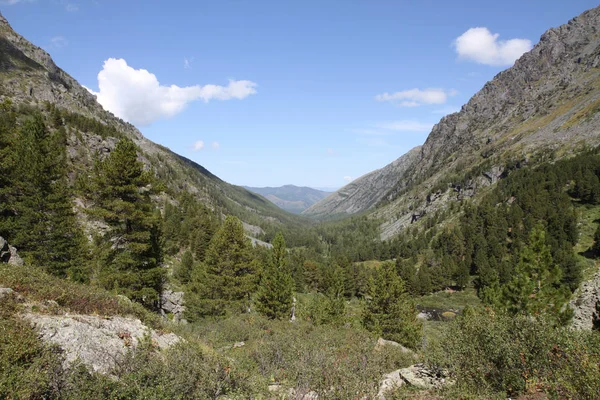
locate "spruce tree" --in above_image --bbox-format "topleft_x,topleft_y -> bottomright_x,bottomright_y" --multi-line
256,232 -> 294,320
187,216 -> 257,318
6,113 -> 83,277
89,138 -> 164,307
362,262 -> 422,348
501,227 -> 570,319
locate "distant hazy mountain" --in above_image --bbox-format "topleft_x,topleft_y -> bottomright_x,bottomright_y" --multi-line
244,185 -> 332,214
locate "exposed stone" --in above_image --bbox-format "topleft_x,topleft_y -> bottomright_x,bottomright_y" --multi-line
160,289 -> 186,323
377,364 -> 453,399
23,313 -> 181,374
375,338 -> 415,355
0,236 -> 24,266
0,287 -> 14,299
570,269 -> 600,330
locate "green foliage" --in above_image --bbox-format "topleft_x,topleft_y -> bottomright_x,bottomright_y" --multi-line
362,262 -> 422,348
185,216 -> 257,319
174,249 -> 194,284
498,226 -> 571,322
430,308 -> 600,398
255,232 -> 294,320
0,112 -> 84,277
0,300 -> 64,399
87,138 -> 164,307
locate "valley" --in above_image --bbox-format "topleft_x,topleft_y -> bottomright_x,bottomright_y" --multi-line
1,3 -> 600,400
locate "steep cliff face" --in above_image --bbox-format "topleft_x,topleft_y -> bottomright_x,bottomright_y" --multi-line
308,6 -> 600,234
303,146 -> 421,218
0,12 -> 301,233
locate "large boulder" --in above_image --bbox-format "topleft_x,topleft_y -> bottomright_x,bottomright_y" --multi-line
377,364 -> 453,399
24,313 -> 181,374
160,289 -> 186,323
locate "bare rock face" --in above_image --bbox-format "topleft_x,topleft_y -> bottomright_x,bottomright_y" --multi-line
570,269 -> 600,330
160,289 -> 186,323
23,313 -> 181,374
303,146 -> 421,218
0,236 -> 24,266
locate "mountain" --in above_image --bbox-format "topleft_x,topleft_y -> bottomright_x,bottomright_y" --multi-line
307,6 -> 600,239
244,185 -> 331,214
303,147 -> 421,218
0,12 -> 304,238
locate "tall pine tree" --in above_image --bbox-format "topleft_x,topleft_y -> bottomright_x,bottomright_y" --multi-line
187,216 -> 257,318
362,262 -> 422,348
4,113 -> 83,277
89,138 -> 164,307
256,232 -> 294,320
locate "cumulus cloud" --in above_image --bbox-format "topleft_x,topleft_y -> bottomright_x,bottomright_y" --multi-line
192,140 -> 205,151
375,88 -> 456,107
454,27 -> 532,66
376,121 -> 434,132
184,57 -> 192,69
65,3 -> 78,12
343,176 -> 353,183
0,0 -> 32,4
212,141 -> 220,149
90,58 -> 257,125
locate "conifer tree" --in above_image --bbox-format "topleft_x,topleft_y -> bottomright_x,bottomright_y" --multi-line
256,232 -> 294,320
593,223 -> 600,256
0,99 -> 16,227
6,113 -> 83,277
362,262 -> 422,348
187,216 -> 257,318
500,227 -> 570,319
90,138 -> 164,307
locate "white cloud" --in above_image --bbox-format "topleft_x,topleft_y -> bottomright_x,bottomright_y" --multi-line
50,36 -> 68,48
65,3 -> 78,12
90,58 -> 257,125
376,121 -> 434,132
454,27 -> 532,66
343,176 -> 353,183
193,140 -> 205,151
375,88 -> 456,107
212,141 -> 220,149
184,57 -> 192,69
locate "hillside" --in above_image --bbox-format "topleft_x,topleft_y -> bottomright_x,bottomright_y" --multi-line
0,12 -> 304,239
307,6 -> 600,240
303,146 -> 421,218
244,185 -> 331,214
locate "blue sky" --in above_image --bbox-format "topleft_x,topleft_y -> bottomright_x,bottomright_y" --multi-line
2,0 -> 598,188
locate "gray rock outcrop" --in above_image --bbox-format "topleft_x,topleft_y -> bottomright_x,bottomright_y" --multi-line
0,236 -> 24,266
160,289 -> 186,323
570,269 -> 600,330
377,364 -> 452,399
24,313 -> 181,374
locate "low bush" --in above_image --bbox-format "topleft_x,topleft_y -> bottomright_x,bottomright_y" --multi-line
429,307 -> 600,398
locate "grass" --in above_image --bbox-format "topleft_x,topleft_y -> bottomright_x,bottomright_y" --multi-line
416,287 -> 481,311
573,202 -> 600,281
0,262 -> 162,328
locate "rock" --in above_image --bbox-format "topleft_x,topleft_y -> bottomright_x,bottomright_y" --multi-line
160,289 -> 186,322
570,269 -> 600,330
376,338 -> 415,355
377,364 -> 453,399
23,313 -> 181,374
232,341 -> 245,349
287,388 -> 319,399
0,287 -> 14,299
7,245 -> 23,266
0,236 -> 24,266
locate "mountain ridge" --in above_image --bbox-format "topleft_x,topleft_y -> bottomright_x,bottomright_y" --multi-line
244,184 -> 331,214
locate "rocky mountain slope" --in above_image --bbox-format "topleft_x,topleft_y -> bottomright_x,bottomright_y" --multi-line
303,146 -> 421,218
0,12 -> 303,237
308,6 -> 600,239
244,185 -> 331,214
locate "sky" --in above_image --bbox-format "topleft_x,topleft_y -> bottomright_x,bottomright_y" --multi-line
1,0 -> 598,189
